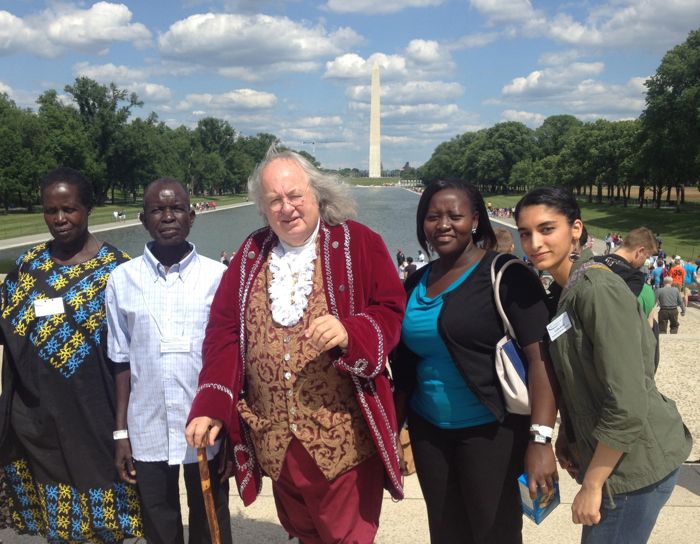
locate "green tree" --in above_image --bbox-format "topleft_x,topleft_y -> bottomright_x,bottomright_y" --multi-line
64,77 -> 143,204
535,115 -> 583,157
640,28 -> 700,210
0,94 -> 50,211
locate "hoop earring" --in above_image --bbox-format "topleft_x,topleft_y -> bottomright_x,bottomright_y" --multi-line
569,238 -> 581,262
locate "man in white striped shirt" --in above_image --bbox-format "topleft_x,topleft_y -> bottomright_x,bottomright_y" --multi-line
106,179 -> 232,544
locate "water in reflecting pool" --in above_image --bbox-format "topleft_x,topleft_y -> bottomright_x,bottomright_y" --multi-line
0,187 -> 521,271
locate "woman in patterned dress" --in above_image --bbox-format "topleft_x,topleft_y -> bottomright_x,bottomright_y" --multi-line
0,167 -> 142,543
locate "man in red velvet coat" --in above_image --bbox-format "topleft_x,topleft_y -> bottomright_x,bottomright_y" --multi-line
186,145 -> 405,544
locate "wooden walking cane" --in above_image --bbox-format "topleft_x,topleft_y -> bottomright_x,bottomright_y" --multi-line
197,429 -> 222,544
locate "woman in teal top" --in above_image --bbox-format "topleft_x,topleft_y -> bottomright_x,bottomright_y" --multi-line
392,179 -> 558,544
403,261 -> 496,428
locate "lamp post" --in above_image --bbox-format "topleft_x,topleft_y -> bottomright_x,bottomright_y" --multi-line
303,140 -> 316,156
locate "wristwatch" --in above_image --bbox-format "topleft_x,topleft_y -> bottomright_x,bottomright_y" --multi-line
529,424 -> 553,444
529,433 -> 552,444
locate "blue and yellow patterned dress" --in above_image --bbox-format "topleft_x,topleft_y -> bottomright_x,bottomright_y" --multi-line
0,241 -> 143,543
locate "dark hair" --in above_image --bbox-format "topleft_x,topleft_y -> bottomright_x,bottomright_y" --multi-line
416,179 -> 496,255
514,186 -> 588,246
40,167 -> 94,211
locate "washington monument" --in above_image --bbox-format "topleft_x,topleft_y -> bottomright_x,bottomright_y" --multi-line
368,63 -> 381,178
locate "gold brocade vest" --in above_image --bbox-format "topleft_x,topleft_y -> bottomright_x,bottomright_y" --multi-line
238,251 -> 375,481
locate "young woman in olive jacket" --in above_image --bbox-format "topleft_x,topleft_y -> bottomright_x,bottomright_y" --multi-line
515,186 -> 691,544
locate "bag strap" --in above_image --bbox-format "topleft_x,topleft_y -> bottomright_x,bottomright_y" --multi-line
490,253 -> 530,341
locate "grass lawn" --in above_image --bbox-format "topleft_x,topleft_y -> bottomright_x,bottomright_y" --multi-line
483,193 -> 700,260
0,194 -> 248,240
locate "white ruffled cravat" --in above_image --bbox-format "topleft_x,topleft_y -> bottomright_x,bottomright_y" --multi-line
268,221 -> 320,326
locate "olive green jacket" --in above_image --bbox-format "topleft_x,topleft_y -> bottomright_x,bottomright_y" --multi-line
549,252 -> 692,495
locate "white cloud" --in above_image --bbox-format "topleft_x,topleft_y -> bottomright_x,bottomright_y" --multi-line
502,63 -> 605,96
471,0 -> 700,52
71,62 -> 171,102
404,39 -> 455,71
0,2 -> 151,58
158,13 -> 362,78
324,42 -> 454,81
129,83 -> 172,103
219,61 -> 320,82
0,81 -> 12,95
324,53 -> 407,80
538,49 -> 583,66
501,109 -> 546,126
501,66 -> 646,117
323,0 -> 445,15
347,80 -> 464,105
382,103 -> 460,121
449,32 -> 502,49
177,89 -> 278,113
73,62 -> 149,83
296,116 -> 344,127
470,0 -> 537,25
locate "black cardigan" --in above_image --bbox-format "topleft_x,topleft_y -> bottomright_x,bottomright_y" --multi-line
390,251 -> 550,423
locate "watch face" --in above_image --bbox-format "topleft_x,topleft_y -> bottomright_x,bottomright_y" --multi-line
533,434 -> 547,444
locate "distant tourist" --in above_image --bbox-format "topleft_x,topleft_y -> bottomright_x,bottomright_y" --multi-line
656,276 -> 686,333
396,248 -> 406,268
403,256 -> 417,279
494,226 -> 515,253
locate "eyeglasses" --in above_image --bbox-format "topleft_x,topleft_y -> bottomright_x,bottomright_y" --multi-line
266,185 -> 309,212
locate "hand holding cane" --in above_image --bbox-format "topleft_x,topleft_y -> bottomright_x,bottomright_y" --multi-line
197,428 -> 221,544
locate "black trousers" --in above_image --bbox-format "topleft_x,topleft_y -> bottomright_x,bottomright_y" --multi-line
658,308 -> 680,333
408,411 -> 529,544
134,457 -> 233,544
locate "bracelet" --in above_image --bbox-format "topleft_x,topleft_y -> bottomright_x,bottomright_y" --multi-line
529,424 -> 554,438
529,434 -> 552,444
113,429 -> 129,440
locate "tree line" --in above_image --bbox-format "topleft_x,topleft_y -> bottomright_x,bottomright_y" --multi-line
418,28 -> 700,210
0,77 -> 319,212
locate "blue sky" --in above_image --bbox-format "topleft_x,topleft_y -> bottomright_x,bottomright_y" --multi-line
1,1 -> 700,170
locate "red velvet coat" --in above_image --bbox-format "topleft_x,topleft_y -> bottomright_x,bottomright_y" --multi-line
189,220 -> 406,505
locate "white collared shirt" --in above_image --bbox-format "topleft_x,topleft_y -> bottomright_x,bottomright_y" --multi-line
106,243 -> 226,464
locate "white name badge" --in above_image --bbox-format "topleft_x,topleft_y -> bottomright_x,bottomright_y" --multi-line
160,337 -> 191,353
547,312 -> 572,342
34,297 -> 65,317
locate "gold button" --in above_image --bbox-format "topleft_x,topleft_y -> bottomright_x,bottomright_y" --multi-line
289,407 -> 297,415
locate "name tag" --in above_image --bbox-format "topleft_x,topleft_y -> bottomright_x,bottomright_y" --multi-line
160,337 -> 191,353
34,297 -> 65,317
547,312 -> 572,342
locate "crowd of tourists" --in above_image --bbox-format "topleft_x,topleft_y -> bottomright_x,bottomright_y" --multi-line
0,152 -> 692,544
